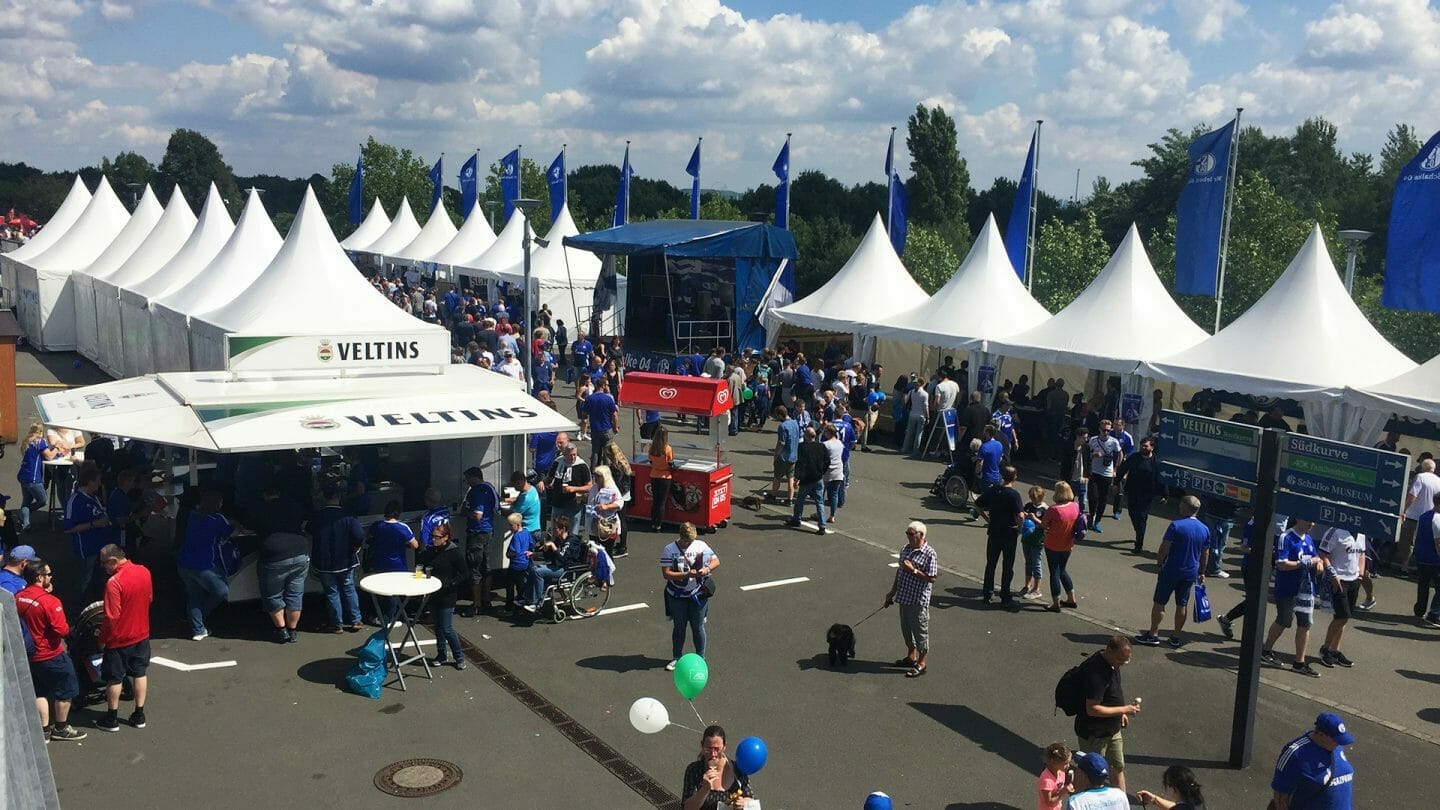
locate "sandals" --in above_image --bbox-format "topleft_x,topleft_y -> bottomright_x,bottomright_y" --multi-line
905,666 -> 927,678
892,658 -> 917,668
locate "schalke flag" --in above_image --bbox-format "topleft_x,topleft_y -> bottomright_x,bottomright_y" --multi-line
888,172 -> 909,257
686,140 -> 702,220
1004,131 -> 1038,281
346,152 -> 364,224
612,145 -> 633,227
547,151 -> 566,224
500,149 -> 521,220
428,156 -> 443,213
1173,119 -> 1235,296
772,140 -> 790,229
459,154 -> 479,218
1382,129 -> 1440,313
884,128 -> 895,177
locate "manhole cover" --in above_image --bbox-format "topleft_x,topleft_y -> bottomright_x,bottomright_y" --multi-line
374,758 -> 463,798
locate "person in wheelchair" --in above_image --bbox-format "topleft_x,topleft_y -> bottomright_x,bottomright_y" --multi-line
521,516 -> 588,614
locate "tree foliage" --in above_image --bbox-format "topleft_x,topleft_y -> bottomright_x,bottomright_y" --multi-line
157,129 -> 241,215
905,105 -> 970,229
1030,209 -> 1110,313
100,152 -> 156,207
904,225 -> 960,295
325,136 -> 433,237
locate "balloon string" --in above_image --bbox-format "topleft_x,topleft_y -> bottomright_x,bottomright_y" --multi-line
667,721 -> 700,733
688,699 -> 706,726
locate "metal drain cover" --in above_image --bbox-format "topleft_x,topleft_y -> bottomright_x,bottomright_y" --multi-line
374,758 -> 463,798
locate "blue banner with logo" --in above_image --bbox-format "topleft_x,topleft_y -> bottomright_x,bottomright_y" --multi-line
547,151 -> 566,224
888,173 -> 909,257
1173,119 -> 1235,297
612,145 -> 633,227
1382,128 -> 1440,313
459,154 -> 478,218
428,156 -> 443,213
347,152 -> 364,224
500,149 -> 521,221
1005,131 -> 1037,281
772,140 -> 789,229
686,140 -> 702,220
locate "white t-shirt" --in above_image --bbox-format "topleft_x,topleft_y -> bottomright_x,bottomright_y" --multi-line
1406,471 -> 1440,520
909,388 -> 929,418
1065,787 -> 1129,810
822,438 -> 845,482
660,539 -> 715,598
1087,435 -> 1122,477
1319,528 -> 1366,581
935,379 -> 960,411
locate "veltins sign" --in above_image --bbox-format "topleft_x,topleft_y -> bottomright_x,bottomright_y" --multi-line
224,331 -> 452,373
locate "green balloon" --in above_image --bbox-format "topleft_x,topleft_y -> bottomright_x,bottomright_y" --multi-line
673,653 -> 709,700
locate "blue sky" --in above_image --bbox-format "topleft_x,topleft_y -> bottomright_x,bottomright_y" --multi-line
2,1 -> 1435,205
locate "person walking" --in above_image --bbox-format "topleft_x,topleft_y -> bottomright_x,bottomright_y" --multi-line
1271,713 -> 1355,810
96,544 -> 152,732
1060,427 -> 1091,511
1109,418 -> 1134,519
1074,636 -> 1139,798
1200,496 -> 1238,579
309,484 -> 364,633
1217,515 -> 1263,639
15,558 -> 88,741
821,424 -> 846,526
1397,458 -> 1440,575
420,523 -> 469,670
1116,437 -> 1163,553
175,491 -> 233,642
647,427 -> 675,532
1086,420 -> 1122,533
883,520 -> 938,678
976,465 -> 1023,606
661,522 -> 719,671
1317,527 -> 1366,668
902,377 -> 930,456
1043,481 -> 1082,613
585,376 -> 620,466
1261,518 -> 1325,678
1414,491 -> 1440,628
767,406 -> 799,504
1134,495 -> 1210,648
786,427 -> 830,535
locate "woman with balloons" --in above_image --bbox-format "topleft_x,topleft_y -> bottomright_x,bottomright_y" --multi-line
681,725 -> 762,810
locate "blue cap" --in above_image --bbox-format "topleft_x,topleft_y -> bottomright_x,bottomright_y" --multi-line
1315,712 -> 1355,745
863,792 -> 892,810
7,545 -> 37,562
1073,751 -> 1109,783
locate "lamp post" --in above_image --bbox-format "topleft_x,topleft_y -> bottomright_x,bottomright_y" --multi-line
1338,229 -> 1372,295
512,198 -> 544,392
484,199 -> 498,232
125,183 -> 141,210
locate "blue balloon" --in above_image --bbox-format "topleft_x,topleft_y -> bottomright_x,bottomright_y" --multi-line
734,736 -> 768,775
1023,518 -> 1038,535
864,792 -> 893,810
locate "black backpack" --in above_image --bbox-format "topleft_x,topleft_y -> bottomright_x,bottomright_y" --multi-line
1055,661 -> 1087,717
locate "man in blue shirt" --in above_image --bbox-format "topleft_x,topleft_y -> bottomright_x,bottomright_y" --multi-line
1135,495 -> 1211,648
975,425 -> 1004,487
1271,713 -> 1355,810
419,488 -> 450,548
530,426 -> 560,480
767,406 -> 801,504
1415,492 -> 1440,627
533,350 -> 555,394
63,467 -> 116,601
462,466 -> 500,616
572,331 -> 594,371
584,377 -> 619,465
1263,518 -> 1325,677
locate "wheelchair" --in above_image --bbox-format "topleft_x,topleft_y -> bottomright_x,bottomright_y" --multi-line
540,563 -> 610,624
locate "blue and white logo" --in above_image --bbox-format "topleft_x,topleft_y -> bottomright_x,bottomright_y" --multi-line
462,166 -> 473,179
1195,153 -> 1217,175
1422,145 -> 1440,171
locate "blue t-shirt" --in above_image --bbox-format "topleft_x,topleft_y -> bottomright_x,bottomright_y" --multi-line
530,432 -> 559,473
420,506 -> 450,547
794,365 -> 812,386
466,482 -> 499,534
177,511 -> 233,571
1272,733 -> 1353,810
991,410 -> 1015,442
573,339 -> 594,364
643,410 -> 661,425
586,392 -> 618,433
513,486 -> 541,531
977,439 -> 1004,484
369,521 -> 415,573
776,419 -> 800,462
107,488 -> 133,529
17,439 -> 48,484
508,529 -> 534,572
1115,430 -> 1135,455
63,490 -> 114,559
1160,515 -> 1210,577
1274,530 -> 1317,598
1416,509 -> 1440,567
534,354 -> 554,387
0,569 -> 26,594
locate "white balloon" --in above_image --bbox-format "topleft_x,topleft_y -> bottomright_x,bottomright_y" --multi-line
629,697 -> 669,734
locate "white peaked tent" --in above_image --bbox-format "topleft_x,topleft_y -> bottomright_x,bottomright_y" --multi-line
1,176 -> 90,303
426,205 -> 497,277
1344,353 -> 1440,422
1143,226 -> 1416,443
92,190 -> 196,376
493,205 -> 609,333
119,184 -> 234,377
393,201 -> 458,263
151,189 -> 282,373
359,197 -> 421,257
189,187 -> 445,371
465,210 -> 531,278
340,198 -> 390,251
864,215 -> 1051,394
771,214 -> 929,338
14,177 -> 131,351
73,186 -> 163,362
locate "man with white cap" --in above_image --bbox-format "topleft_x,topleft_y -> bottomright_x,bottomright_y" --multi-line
1271,713 -> 1356,810
1064,751 -> 1128,809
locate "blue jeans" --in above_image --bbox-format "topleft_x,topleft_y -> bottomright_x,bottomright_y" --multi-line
179,565 -> 229,636
1206,517 -> 1234,575
824,479 -> 844,517
792,481 -> 826,529
840,458 -> 851,507
903,417 -> 926,454
316,569 -> 361,626
432,606 -> 463,663
19,481 -> 45,528
1070,480 -> 1088,514
259,554 -> 309,613
666,592 -> 709,658
729,405 -> 741,436
1045,549 -> 1074,599
528,562 -> 566,606
1022,543 -> 1043,579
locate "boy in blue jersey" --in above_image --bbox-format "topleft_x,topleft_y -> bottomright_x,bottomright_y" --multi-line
1263,518 -> 1326,677
419,488 -> 449,548
1271,713 -> 1355,810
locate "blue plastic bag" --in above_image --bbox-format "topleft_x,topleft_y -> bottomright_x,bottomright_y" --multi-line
1193,583 -> 1212,623
345,630 -> 389,700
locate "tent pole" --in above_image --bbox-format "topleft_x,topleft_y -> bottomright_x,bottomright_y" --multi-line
663,251 -> 678,355
1027,120 -> 1042,293
1213,107 -> 1243,333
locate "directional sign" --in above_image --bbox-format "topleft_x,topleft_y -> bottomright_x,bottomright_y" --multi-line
1277,433 -> 1408,514
1157,411 -> 1262,483
1160,463 -> 1255,506
1276,491 -> 1399,541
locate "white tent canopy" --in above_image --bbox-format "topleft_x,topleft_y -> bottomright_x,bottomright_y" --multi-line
72,185 -> 163,362
14,177 -> 131,350
151,189 -> 282,373
463,210 -> 531,276
119,184 -> 234,377
393,201 -> 458,263
92,190 -> 196,375
492,205 -> 606,332
426,205 -> 497,272
1345,352 -> 1440,422
1,176 -> 89,302
359,196 -> 420,256
770,213 -> 929,335
340,198 -> 390,251
189,187 -> 445,371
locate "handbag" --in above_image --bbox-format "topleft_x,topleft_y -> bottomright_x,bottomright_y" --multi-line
595,514 -> 621,540
1193,583 -> 1212,623
698,574 -> 717,600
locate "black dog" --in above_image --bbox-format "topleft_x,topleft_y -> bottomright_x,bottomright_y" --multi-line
827,623 -> 856,667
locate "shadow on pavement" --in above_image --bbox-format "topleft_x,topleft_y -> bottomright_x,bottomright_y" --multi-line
1061,632 -> 1117,648
1396,669 -> 1440,685
1124,752 -> 1230,770
575,653 -> 671,673
795,653 -> 896,675
1416,708 -> 1440,726
1357,625 -> 1439,642
1164,649 -> 1238,670
910,702 -> 1042,776
296,657 -> 355,687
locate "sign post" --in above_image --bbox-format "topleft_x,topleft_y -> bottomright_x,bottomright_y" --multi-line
1229,429 -> 1280,768
1274,433 -> 1407,541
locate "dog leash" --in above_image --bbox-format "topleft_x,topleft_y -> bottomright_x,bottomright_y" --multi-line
851,605 -> 887,629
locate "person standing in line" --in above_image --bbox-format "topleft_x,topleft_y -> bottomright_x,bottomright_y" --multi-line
975,465 -> 1024,606
726,364 -> 746,437
647,427 -> 675,533
461,466 -> 500,616
15,558 -> 88,741
1262,518 -> 1326,678
256,502 -> 310,644
419,487 -> 449,548
820,424 -> 846,527
16,423 -> 57,531
585,376 -> 620,466
1116,437 -> 1163,553
1108,418 -> 1133,519
883,520 -> 938,678
661,522 -> 719,671
62,465 -> 115,601
1060,428 -> 1091,511
1397,458 -> 1440,576
309,484 -> 365,634
1085,421 -> 1121,533
1134,495 -> 1210,648
1064,751 -> 1129,810
1317,527 -> 1366,668
1414,491 -> 1440,628
366,501 -> 420,623
903,376 -> 930,457
175,491 -> 233,642
1074,636 -> 1139,799
95,544 -> 152,733
975,425 -> 1004,489
421,523 -> 469,670
1270,713 -> 1356,810
503,469 -> 542,533
787,427 -> 830,535
1043,481 -> 1082,613
991,397 -> 1019,463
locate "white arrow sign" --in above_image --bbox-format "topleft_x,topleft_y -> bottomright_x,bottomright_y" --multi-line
150,656 -> 237,672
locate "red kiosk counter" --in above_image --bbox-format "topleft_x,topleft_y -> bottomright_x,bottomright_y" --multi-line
618,372 -> 734,534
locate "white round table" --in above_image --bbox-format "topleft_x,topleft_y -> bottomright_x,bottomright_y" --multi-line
42,456 -> 76,529
359,572 -> 443,691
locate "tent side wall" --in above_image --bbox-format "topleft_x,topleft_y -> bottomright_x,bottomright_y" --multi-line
73,274 -> 102,361
189,319 -> 228,372
93,281 -> 125,376
15,267 -> 79,352
150,304 -> 192,373
117,292 -> 156,376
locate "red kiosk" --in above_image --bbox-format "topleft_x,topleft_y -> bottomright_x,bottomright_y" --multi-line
618,372 -> 734,534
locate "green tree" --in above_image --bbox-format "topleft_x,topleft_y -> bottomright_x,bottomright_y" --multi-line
656,195 -> 744,221
326,136 -> 433,237
481,156 -> 551,235
100,152 -> 156,207
1030,208 -> 1111,312
903,225 -> 960,294
156,129 -> 241,215
1355,275 -> 1440,362
904,105 -> 971,228
789,215 -> 859,297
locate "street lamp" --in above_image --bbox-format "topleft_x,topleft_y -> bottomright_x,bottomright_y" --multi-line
484,199 -> 498,232
125,182 -> 142,210
511,198 -> 544,392
1338,229 -> 1372,295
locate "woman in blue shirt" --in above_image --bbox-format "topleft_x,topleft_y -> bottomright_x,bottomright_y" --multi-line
16,423 -> 57,531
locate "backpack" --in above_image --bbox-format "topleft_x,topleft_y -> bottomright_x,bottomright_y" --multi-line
1055,662 -> 1087,717
1071,510 -> 1089,542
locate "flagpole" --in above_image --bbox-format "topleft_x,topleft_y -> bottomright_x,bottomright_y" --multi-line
782,133 -> 791,229
516,144 -> 523,200
1027,120 -> 1042,293
1213,107 -> 1243,333
562,143 -> 568,208
886,126 -> 896,240
624,140 -> 631,226
695,136 -> 703,219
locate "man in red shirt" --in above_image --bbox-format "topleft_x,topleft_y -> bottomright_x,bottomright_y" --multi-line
15,557 -> 88,741
96,544 -> 152,733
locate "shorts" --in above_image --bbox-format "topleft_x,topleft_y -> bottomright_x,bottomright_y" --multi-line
466,529 -> 495,581
1274,596 -> 1313,629
30,655 -> 80,701
1152,571 -> 1196,608
100,639 -> 151,685
1077,730 -> 1125,774
899,603 -> 930,654
1330,579 -> 1361,620
773,457 -> 796,481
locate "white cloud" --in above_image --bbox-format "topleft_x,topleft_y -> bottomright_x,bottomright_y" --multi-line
1173,0 -> 1246,43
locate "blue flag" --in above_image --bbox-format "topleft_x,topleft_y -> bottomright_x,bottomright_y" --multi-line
884,128 -> 895,177
428,156 -> 443,213
347,152 -> 364,224
1383,129 -> 1440,312
500,149 -> 521,220
547,151 -> 566,224
612,145 -> 632,227
1173,119 -> 1235,296
686,140 -> 702,220
1004,131 -> 1038,281
459,154 -> 478,218
888,173 -> 909,257
772,140 -> 790,229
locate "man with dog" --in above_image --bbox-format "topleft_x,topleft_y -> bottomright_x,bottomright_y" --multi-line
884,520 -> 938,678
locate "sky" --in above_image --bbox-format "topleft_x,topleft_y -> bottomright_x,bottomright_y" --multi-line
2,0 -> 1437,204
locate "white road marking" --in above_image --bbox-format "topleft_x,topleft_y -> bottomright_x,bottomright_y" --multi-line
151,656 -> 237,672
888,562 -> 900,568
739,576 -> 811,592
387,639 -> 437,649
596,602 -> 649,616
